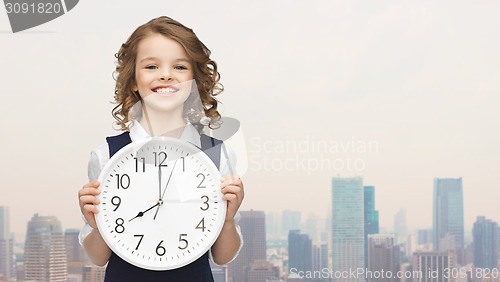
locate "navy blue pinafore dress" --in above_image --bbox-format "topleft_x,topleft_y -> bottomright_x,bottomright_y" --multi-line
104,132 -> 222,282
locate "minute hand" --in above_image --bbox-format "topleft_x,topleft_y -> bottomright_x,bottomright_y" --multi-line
153,159 -> 178,220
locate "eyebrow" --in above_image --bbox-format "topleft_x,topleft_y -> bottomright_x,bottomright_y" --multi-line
139,57 -> 191,64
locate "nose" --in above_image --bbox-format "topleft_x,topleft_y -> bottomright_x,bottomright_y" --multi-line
159,68 -> 172,81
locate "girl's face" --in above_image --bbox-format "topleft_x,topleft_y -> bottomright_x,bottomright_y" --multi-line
133,33 -> 194,116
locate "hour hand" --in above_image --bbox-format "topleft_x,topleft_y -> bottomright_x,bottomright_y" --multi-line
129,202 -> 160,222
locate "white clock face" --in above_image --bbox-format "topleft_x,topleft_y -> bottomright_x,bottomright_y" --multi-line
95,137 -> 225,270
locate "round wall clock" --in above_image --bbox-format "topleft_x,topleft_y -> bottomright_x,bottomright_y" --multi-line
95,137 -> 226,270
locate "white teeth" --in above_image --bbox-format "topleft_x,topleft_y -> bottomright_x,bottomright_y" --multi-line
154,87 -> 177,93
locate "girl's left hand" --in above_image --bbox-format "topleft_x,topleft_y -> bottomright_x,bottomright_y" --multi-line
220,176 -> 244,222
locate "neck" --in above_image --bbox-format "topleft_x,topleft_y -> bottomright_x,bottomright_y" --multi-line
140,105 -> 186,138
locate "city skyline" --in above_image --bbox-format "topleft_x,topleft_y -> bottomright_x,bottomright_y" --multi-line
1,204 -> 499,281
1,1 -> 499,244
2,174 -> 499,241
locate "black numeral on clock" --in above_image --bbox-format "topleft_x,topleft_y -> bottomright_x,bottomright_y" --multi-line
115,218 -> 125,233
134,157 -> 145,172
200,195 -> 209,211
115,174 -> 130,189
134,234 -> 144,250
196,218 -> 206,232
156,240 -> 166,256
196,173 -> 206,188
178,234 -> 188,250
111,196 -> 121,211
154,152 -> 168,167
181,157 -> 185,172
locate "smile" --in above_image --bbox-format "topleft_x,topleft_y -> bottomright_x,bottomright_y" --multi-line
153,87 -> 179,93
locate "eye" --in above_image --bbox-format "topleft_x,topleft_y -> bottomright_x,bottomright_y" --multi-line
174,65 -> 188,70
145,65 -> 158,70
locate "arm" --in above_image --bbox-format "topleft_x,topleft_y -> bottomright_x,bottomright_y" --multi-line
83,228 -> 112,266
211,176 -> 244,265
78,181 -> 112,266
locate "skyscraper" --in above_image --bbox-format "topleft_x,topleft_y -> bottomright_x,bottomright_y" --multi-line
228,210 -> 266,282
394,208 -> 407,245
498,225 -> 500,268
245,260 -> 279,282
65,228 -> 88,279
304,213 -> 320,241
312,243 -> 328,275
82,265 -> 105,282
411,251 -> 456,282
432,178 -> 464,259
288,230 -> 312,273
24,214 -> 68,282
367,234 -> 398,282
265,211 -> 280,238
282,210 -> 301,236
364,186 -> 379,268
472,216 -> 499,270
332,177 -> 365,282
417,229 -> 433,246
0,206 -> 14,281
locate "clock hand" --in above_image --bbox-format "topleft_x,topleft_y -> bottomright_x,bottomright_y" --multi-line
158,164 -> 162,200
129,202 -> 160,222
153,159 -> 178,220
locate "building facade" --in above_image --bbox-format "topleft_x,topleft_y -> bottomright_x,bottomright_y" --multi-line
411,251 -> 456,282
367,234 -> 399,282
228,210 -> 267,282
332,177 -> 365,282
24,214 -> 68,282
433,178 -> 464,263
364,186 -> 379,268
288,230 -> 312,273
0,207 -> 14,281
472,216 -> 499,270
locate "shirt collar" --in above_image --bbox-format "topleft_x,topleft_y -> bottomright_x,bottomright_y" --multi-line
129,120 -> 201,148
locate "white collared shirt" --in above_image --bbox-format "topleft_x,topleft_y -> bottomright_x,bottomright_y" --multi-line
79,120 -> 243,264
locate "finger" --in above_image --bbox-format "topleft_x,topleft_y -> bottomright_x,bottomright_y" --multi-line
79,195 -> 100,206
222,193 -> 238,202
221,185 -> 243,196
220,178 -> 242,188
78,187 -> 101,197
222,183 -> 244,196
83,204 -> 100,214
221,189 -> 244,204
82,181 -> 100,189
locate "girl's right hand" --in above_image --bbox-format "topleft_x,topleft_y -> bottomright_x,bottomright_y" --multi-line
78,181 -> 101,229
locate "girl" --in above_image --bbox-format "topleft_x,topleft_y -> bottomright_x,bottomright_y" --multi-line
78,16 -> 244,281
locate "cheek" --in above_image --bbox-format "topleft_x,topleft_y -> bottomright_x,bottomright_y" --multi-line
134,72 -> 151,92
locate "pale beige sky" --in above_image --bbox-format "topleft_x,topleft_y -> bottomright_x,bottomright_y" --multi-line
1,0 -> 499,238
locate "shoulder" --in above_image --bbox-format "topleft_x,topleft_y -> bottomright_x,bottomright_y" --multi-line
88,131 -> 128,181
106,131 -> 131,144
218,141 -> 238,177
88,142 -> 109,181
106,131 -> 132,158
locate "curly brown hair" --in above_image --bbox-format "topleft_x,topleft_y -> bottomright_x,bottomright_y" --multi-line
112,16 -> 223,131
